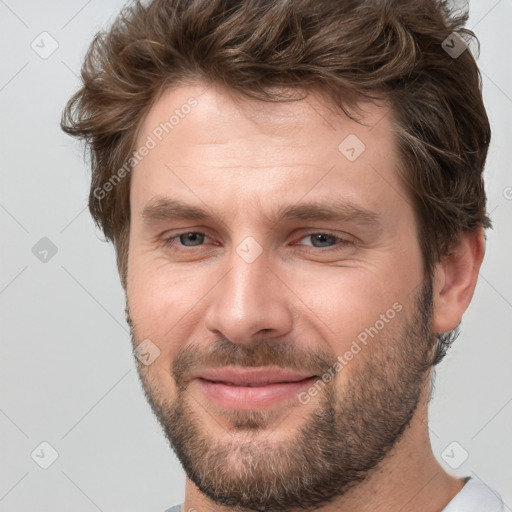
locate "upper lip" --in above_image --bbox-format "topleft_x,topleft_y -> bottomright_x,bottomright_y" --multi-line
191,367 -> 315,386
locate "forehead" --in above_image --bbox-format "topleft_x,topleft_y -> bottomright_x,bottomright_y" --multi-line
137,82 -> 393,153
131,81 -> 406,221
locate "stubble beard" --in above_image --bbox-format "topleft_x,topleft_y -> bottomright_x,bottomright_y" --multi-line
131,280 -> 436,512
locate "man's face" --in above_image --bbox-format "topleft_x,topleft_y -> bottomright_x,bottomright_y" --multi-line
126,82 -> 435,510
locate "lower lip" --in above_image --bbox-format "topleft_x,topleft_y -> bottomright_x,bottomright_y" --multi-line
196,377 -> 317,409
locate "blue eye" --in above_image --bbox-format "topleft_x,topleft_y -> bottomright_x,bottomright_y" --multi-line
301,233 -> 338,248
164,232 -> 209,248
298,233 -> 352,249
161,231 -> 352,252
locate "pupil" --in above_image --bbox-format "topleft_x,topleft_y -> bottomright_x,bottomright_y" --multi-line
313,234 -> 333,247
181,233 -> 203,246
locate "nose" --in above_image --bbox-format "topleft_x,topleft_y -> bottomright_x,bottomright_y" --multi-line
203,245 -> 294,345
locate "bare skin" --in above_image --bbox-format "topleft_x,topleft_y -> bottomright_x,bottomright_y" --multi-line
126,81 -> 484,512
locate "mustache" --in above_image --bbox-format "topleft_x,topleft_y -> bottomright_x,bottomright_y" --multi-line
171,337 -> 338,388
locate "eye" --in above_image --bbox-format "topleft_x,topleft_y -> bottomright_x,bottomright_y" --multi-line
160,231 -> 353,252
163,231 -> 211,248
296,232 -> 353,249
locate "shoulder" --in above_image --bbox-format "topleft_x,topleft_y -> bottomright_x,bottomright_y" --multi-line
162,505 -> 182,512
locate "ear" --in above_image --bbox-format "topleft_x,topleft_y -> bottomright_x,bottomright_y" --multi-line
432,228 -> 486,333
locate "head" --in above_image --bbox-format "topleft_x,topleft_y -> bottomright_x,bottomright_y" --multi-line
61,0 -> 490,509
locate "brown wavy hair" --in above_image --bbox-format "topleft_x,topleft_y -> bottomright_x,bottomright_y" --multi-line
61,0 -> 491,365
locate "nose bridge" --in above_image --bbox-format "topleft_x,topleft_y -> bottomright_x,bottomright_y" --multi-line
227,250 -> 269,315
204,237 -> 292,343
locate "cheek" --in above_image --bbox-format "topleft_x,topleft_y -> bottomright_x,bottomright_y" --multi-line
288,264 -> 398,332
127,254 -> 214,359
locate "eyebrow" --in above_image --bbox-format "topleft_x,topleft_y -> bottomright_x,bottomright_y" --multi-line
140,197 -> 381,228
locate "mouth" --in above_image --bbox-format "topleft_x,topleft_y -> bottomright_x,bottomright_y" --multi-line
191,366 -> 315,385
203,380 -> 307,387
190,367 -> 318,409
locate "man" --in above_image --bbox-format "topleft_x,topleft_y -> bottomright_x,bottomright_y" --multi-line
61,0 -> 505,510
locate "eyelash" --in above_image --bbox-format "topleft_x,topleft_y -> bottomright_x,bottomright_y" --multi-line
161,231 -> 354,251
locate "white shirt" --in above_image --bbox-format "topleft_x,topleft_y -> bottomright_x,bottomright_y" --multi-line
441,478 -> 505,512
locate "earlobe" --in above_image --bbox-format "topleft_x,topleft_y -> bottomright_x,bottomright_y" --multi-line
431,228 -> 486,334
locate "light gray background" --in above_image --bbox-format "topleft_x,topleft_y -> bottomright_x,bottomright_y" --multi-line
1,1 -> 511,510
